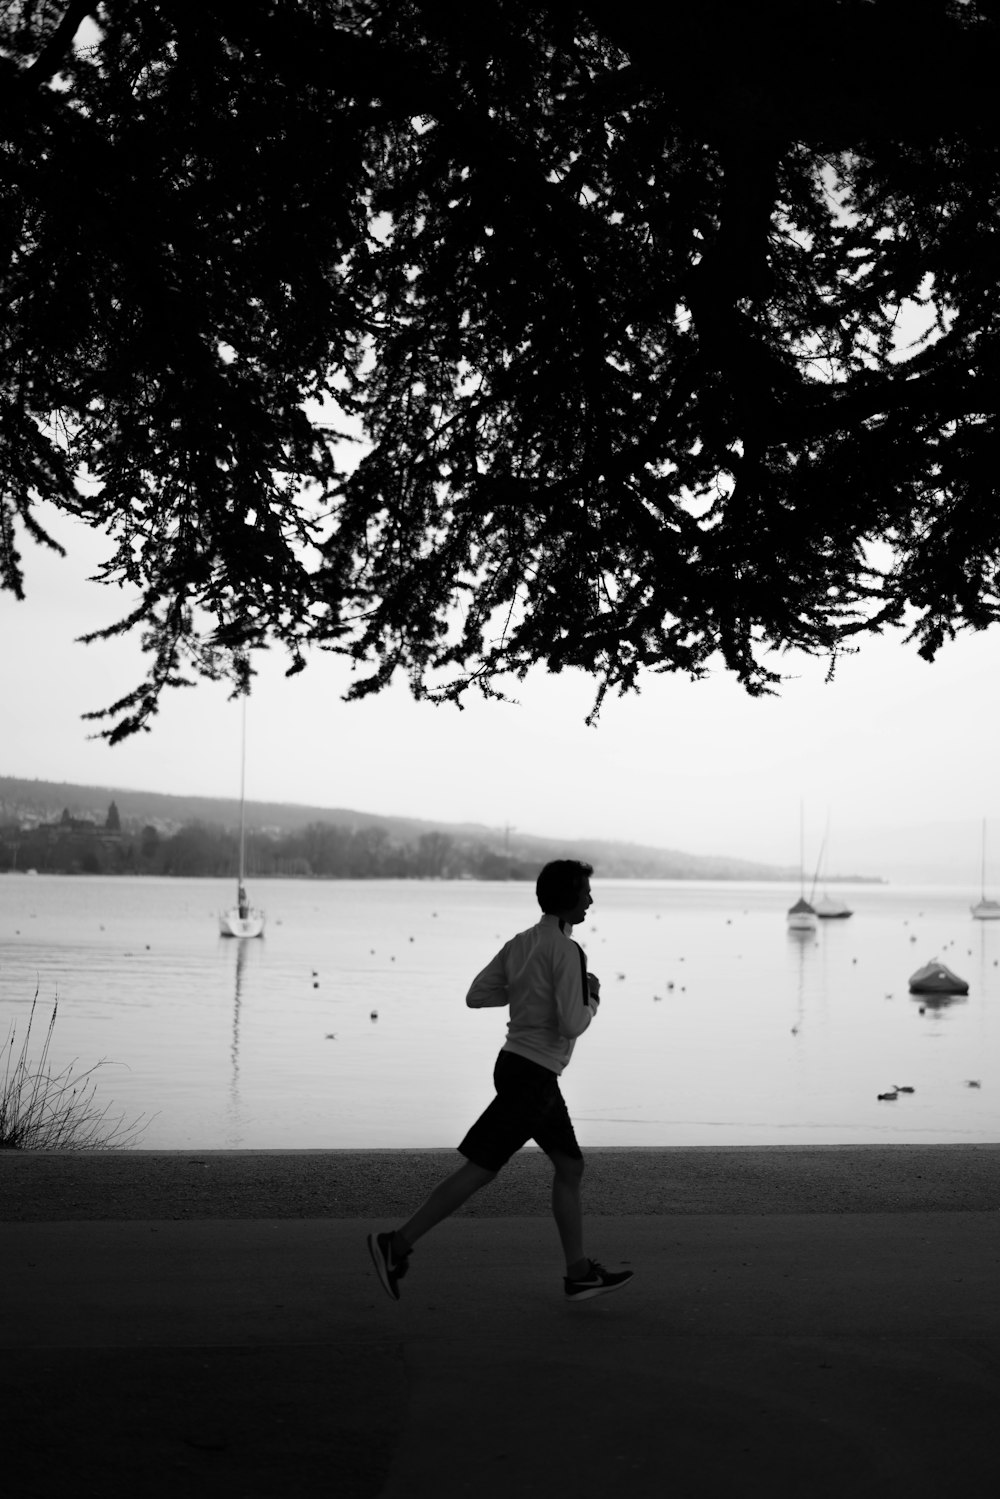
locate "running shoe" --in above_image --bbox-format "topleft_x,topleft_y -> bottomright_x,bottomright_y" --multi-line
564,1260 -> 634,1300
367,1231 -> 410,1301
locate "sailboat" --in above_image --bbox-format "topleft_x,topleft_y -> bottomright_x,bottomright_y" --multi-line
787,804 -> 817,931
971,818 -> 1000,921
219,700 -> 265,939
809,819 -> 853,919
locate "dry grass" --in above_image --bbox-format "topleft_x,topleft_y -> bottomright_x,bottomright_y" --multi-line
0,994 -> 151,1150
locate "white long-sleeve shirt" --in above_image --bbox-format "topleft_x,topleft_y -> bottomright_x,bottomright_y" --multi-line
465,913 -> 597,1075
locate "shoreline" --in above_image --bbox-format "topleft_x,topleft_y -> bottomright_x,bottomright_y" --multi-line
3,1142 -> 998,1220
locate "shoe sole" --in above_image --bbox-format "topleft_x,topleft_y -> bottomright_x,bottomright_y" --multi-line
367,1233 -> 400,1301
566,1274 -> 634,1301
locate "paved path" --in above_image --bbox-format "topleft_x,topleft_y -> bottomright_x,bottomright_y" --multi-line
2,1149 -> 999,1498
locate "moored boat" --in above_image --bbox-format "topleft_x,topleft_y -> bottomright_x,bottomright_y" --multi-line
908,960 -> 969,996
220,882 -> 265,939
788,803 -> 817,929
219,700 -> 265,940
971,819 -> 1000,920
808,815 -> 853,919
813,892 -> 853,919
787,895 -> 817,931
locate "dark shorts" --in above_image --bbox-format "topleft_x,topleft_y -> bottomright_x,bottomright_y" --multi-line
458,1050 -> 583,1172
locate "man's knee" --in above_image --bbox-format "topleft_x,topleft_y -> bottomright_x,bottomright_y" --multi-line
551,1151 -> 584,1185
457,1156 -> 500,1187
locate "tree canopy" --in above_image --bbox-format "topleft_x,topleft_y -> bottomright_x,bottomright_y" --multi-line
4,0 -> 1000,738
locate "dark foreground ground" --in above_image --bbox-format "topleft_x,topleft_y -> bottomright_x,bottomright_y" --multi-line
2,1145 -> 999,1498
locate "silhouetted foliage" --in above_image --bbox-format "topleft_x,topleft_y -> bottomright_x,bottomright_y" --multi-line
5,1 -> 1000,739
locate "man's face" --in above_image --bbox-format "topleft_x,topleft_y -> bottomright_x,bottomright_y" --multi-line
565,878 -> 593,926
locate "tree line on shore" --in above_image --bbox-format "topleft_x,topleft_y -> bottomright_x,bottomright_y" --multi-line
0,816 -> 529,882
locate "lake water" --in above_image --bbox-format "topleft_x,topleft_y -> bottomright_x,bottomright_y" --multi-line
1,875 -> 997,1150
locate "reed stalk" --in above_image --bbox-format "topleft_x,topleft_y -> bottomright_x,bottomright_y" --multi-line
0,994 -> 150,1150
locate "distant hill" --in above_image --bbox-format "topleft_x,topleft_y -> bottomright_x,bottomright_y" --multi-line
0,773 -> 871,882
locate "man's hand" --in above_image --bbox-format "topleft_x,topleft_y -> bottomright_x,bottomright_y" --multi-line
587,972 -> 601,1005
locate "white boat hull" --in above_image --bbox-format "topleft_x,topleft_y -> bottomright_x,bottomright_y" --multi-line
220,908 -> 265,939
787,911 -> 817,930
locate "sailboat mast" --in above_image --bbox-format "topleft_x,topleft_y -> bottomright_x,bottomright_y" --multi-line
810,816 -> 829,904
982,817 -> 988,903
238,697 -> 248,888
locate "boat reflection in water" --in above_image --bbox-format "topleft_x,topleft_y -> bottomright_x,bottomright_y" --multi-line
226,935 -> 252,1145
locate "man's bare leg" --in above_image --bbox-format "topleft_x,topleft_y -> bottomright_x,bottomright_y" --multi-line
548,1150 -> 588,1277
394,1158 -> 498,1252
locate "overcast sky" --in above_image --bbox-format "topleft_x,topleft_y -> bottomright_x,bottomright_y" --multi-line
3,506 -> 999,886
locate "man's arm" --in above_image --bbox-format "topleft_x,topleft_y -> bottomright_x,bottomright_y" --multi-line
552,941 -> 597,1038
466,945 -> 510,1008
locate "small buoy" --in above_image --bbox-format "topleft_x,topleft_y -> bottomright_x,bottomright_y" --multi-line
313,981 -> 319,989
325,1033 -> 336,1040
370,1010 -> 379,1021
966,1079 -> 982,1089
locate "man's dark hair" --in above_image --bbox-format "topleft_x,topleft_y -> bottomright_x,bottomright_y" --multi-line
536,860 -> 594,914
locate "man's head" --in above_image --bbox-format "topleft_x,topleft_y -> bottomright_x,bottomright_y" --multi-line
536,860 -> 594,924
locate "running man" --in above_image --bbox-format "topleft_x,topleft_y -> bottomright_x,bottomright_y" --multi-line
367,859 -> 634,1302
